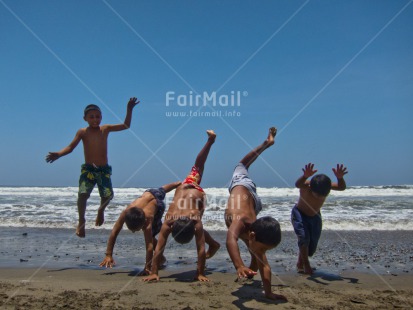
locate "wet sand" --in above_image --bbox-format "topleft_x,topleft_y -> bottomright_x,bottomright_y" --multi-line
0,228 -> 412,309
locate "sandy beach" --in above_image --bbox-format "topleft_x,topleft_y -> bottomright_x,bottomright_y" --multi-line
1,268 -> 412,309
1,228 -> 412,309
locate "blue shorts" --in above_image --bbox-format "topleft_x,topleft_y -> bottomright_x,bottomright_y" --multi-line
145,188 -> 166,237
228,163 -> 262,215
291,205 -> 322,257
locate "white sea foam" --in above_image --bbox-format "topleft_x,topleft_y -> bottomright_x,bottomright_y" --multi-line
0,186 -> 412,231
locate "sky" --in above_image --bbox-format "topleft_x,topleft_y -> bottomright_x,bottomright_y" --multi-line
0,0 -> 412,188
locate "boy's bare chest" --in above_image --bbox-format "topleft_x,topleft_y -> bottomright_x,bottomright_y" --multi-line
83,130 -> 107,145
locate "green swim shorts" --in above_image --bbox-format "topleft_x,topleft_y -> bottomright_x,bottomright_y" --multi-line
78,164 -> 114,198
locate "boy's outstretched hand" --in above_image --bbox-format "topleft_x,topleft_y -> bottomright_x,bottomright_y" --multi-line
302,163 -> 317,178
127,97 -> 140,110
99,256 -> 115,268
194,274 -> 210,282
45,152 -> 59,163
332,164 -> 348,179
236,266 -> 257,279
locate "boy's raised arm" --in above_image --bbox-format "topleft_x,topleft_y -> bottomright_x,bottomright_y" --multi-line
45,129 -> 83,163
162,181 -> 182,193
99,212 -> 125,268
105,97 -> 140,132
331,164 -> 348,191
295,163 -> 317,188
226,220 -> 257,278
194,221 -> 208,282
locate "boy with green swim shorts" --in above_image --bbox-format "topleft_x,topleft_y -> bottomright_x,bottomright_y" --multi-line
46,97 -> 140,237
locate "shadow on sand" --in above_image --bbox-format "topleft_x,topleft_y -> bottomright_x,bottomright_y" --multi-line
306,269 -> 359,285
231,278 -> 288,310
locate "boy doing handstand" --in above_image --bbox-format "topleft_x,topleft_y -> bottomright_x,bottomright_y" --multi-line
225,127 -> 286,301
143,130 -> 220,282
292,163 -> 347,275
46,98 -> 139,237
99,182 -> 181,275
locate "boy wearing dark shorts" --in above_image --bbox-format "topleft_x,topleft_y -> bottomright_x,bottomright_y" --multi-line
293,163 -> 348,275
100,182 -> 181,275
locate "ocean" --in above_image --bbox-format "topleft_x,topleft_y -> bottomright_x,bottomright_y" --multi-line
1,185 -> 412,232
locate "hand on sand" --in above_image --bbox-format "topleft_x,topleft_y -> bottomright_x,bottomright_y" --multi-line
143,274 -> 159,282
99,256 -> 115,268
194,274 -> 210,282
332,164 -> 348,179
236,266 -> 257,279
302,163 -> 317,178
265,292 -> 288,302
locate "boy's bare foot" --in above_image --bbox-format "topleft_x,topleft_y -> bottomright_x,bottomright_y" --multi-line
76,223 -> 85,238
296,258 -> 304,273
265,127 -> 277,147
95,209 -> 105,226
206,130 -> 216,142
303,262 -> 314,275
206,241 -> 221,259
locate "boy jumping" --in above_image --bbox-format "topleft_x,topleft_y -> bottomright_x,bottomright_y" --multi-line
46,98 -> 139,237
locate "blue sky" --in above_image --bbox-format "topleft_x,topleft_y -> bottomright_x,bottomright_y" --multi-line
0,0 -> 412,188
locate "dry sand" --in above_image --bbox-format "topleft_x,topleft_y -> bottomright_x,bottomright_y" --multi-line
1,267 -> 413,309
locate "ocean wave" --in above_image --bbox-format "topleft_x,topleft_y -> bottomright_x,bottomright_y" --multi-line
0,186 -> 412,231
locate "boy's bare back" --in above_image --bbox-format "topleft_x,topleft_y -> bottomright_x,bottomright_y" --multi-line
164,185 -> 205,223
295,163 -> 348,216
296,187 -> 326,216
225,186 -> 256,238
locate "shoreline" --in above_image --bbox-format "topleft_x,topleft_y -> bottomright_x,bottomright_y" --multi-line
1,227 -> 412,275
1,228 -> 412,309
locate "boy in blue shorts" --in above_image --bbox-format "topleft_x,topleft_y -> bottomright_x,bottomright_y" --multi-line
292,163 -> 348,275
46,97 -> 139,237
100,181 -> 181,275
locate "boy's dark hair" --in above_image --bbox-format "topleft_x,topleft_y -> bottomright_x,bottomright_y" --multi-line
310,174 -> 332,197
124,208 -> 146,231
171,217 -> 195,244
84,104 -> 101,116
250,216 -> 281,247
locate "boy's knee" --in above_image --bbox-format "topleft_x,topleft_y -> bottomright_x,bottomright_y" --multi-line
308,242 -> 318,257
102,194 -> 113,201
78,193 -> 90,200
298,238 -> 310,249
